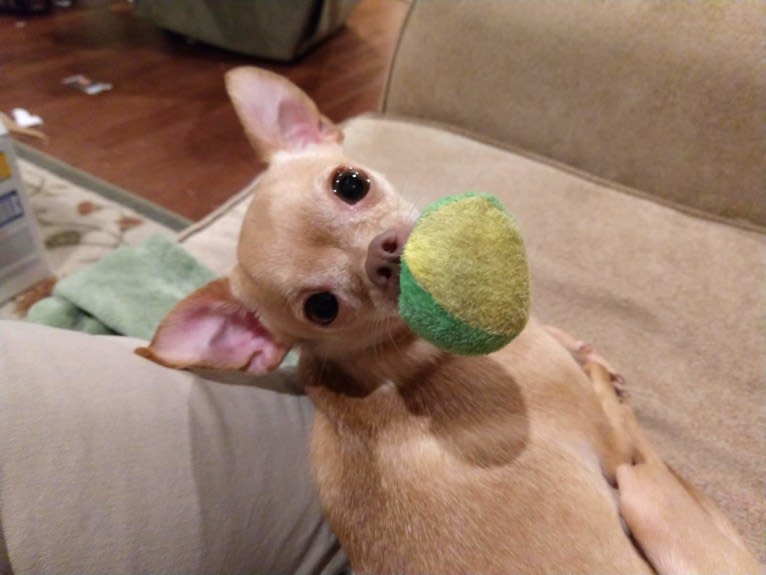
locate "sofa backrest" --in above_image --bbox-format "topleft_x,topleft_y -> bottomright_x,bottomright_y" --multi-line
383,1 -> 765,229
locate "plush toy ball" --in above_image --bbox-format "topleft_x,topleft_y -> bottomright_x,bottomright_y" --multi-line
399,192 -> 530,355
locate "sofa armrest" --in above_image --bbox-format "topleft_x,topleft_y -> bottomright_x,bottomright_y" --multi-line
384,0 -> 765,229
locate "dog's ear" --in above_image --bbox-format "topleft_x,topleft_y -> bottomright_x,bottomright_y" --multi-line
136,278 -> 290,375
225,66 -> 343,161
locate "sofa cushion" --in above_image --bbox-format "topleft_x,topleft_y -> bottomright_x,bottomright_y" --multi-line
181,115 -> 764,558
384,0 -> 766,228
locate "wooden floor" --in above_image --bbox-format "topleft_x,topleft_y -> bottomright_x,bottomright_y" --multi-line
0,0 -> 409,220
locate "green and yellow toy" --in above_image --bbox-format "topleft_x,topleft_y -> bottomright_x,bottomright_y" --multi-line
399,192 -> 530,355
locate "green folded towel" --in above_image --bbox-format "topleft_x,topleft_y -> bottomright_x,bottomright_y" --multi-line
27,297 -> 117,335
28,235 -> 216,341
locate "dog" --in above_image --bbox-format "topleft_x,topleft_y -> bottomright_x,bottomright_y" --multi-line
137,67 -> 760,574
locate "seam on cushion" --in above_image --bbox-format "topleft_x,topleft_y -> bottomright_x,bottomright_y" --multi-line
380,0 -> 417,114
349,113 -> 765,235
177,175 -> 261,244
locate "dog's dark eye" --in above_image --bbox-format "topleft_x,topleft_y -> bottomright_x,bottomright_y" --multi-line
304,292 -> 339,326
332,167 -> 370,205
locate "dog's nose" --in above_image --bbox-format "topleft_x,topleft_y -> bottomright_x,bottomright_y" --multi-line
365,228 -> 409,296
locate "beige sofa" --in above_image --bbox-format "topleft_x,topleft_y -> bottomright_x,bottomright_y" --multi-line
1,1 -> 763,572
182,0 -> 765,558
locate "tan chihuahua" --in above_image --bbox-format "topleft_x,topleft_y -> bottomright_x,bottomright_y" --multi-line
138,68 -> 760,575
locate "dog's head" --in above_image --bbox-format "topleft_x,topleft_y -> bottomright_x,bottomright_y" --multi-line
137,68 -> 418,375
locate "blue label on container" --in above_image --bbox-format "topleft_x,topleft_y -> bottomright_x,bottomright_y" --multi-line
0,190 -> 24,228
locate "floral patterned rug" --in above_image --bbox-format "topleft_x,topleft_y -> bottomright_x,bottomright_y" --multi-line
0,159 -> 179,320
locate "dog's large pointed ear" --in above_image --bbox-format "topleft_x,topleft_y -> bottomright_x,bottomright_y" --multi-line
136,278 -> 290,375
225,67 -> 343,161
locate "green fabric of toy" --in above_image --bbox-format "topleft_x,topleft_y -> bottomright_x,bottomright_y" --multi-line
399,192 -> 530,355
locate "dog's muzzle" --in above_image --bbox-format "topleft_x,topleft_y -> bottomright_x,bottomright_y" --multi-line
365,227 -> 410,299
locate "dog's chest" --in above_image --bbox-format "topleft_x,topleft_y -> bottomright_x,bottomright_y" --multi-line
310,407 -> 643,574
308,383 -> 632,567
310,395 -> 606,505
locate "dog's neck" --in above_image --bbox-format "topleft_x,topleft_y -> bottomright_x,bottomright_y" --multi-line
298,329 -> 447,437
299,327 -> 531,471
299,327 -> 444,397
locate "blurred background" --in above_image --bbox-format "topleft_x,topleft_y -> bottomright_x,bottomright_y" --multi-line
0,0 -> 409,220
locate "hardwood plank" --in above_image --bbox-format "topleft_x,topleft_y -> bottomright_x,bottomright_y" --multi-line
0,0 -> 409,220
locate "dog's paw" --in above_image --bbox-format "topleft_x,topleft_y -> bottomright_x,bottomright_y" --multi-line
544,325 -> 627,400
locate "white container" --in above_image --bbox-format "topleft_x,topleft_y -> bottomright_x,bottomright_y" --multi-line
0,123 -> 51,304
